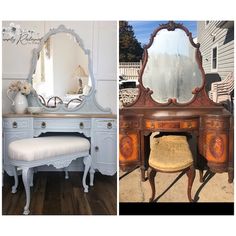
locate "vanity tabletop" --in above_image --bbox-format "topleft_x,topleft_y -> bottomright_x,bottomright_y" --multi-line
3,113 -> 117,119
120,107 -> 232,119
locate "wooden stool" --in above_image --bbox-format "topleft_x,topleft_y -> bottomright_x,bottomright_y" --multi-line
148,135 -> 196,202
8,136 -> 91,215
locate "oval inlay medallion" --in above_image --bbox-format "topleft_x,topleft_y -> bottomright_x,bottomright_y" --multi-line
209,136 -> 224,159
120,136 -> 133,158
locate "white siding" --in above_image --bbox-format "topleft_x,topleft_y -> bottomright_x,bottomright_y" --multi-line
197,21 -> 234,80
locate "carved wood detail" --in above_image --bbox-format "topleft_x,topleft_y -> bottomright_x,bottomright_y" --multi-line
119,21 -> 233,182
120,135 -> 133,158
119,133 -> 139,164
209,136 -> 224,159
123,21 -> 220,109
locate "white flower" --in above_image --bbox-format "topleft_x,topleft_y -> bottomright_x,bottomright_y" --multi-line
20,82 -> 31,95
8,80 -> 32,96
8,81 -> 22,92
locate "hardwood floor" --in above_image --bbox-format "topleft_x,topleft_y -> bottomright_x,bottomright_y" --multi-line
2,171 -> 117,215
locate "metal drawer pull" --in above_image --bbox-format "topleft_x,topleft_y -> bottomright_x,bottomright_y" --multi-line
95,146 -> 99,152
124,123 -> 129,128
107,122 -> 112,129
41,122 -> 46,128
79,122 -> 84,129
12,121 -> 18,128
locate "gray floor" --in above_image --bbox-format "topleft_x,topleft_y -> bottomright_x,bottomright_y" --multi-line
119,168 -> 234,202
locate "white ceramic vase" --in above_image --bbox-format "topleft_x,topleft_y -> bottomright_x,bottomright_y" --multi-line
7,90 -> 28,114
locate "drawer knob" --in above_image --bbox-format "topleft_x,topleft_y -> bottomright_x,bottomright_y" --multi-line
12,121 -> 18,128
124,123 -> 129,128
79,122 -> 84,129
95,146 -> 99,152
41,122 -> 46,128
107,122 -> 112,129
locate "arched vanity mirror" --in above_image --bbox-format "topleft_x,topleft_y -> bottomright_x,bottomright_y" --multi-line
142,28 -> 202,103
124,21 -> 213,107
27,25 -> 107,113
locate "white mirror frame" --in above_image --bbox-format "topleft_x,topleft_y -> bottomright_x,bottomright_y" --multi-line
27,24 -> 111,114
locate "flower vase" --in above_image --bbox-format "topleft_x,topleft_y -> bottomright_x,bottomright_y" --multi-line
10,91 -> 28,114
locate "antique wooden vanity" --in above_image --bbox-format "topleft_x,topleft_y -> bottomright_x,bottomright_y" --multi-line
119,21 -> 233,184
3,25 -> 117,183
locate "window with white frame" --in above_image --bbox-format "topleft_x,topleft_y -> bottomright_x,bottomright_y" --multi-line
212,46 -> 218,71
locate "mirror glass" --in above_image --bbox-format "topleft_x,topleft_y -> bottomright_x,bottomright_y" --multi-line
32,32 -> 91,109
142,29 -> 202,103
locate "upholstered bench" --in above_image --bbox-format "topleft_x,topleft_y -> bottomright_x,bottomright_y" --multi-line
148,135 -> 195,202
8,136 -> 91,215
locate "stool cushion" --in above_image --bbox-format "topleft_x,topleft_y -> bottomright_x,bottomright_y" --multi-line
149,135 -> 193,172
8,136 -> 90,162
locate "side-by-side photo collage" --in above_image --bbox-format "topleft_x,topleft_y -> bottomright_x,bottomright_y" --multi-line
1,20 -> 234,215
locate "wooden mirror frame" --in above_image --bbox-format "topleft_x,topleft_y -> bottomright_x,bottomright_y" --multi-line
27,24 -> 111,114
124,21 -> 219,109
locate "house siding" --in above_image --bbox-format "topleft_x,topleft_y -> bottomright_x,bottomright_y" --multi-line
197,21 -> 234,80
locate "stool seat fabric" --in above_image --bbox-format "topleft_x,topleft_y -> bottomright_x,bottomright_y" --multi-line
149,135 -> 193,172
9,136 -> 90,162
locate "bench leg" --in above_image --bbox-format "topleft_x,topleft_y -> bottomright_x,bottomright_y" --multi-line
11,166 -> 18,194
29,168 -> 34,187
64,168 -> 69,179
22,167 -> 31,215
83,155 -> 91,193
186,165 -> 196,202
148,167 -> 157,202
89,167 -> 95,186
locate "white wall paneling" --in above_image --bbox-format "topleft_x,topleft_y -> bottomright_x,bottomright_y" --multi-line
96,80 -> 117,114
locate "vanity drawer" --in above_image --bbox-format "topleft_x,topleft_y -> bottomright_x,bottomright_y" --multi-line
3,118 -> 33,130
201,117 -> 229,130
120,120 -> 140,129
33,118 -> 91,130
93,119 -> 116,131
144,119 -> 198,130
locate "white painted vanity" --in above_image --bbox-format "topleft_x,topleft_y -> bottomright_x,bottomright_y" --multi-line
2,24 -> 117,187
3,113 -> 117,183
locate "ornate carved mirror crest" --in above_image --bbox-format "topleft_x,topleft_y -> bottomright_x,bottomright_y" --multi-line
124,21 -> 216,108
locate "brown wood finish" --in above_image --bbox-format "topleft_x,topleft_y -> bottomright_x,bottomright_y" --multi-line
148,164 -> 196,202
119,21 -> 233,184
119,132 -> 140,171
124,21 -> 220,109
2,172 -> 117,215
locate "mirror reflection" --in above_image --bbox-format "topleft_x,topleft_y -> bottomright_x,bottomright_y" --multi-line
32,33 -> 91,109
142,29 -> 202,103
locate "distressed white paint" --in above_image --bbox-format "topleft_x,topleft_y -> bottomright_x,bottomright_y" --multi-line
2,117 -> 117,176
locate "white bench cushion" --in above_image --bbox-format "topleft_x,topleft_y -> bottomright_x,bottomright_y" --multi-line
8,136 -> 90,162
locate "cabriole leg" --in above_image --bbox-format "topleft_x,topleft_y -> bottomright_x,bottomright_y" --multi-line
89,167 -> 95,186
228,168 -> 234,183
22,167 -> 31,215
148,167 -> 157,202
64,168 -> 69,179
82,155 -> 91,193
199,169 -> 204,183
29,168 -> 34,187
11,166 -> 18,194
141,167 -> 146,182
186,165 -> 196,202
